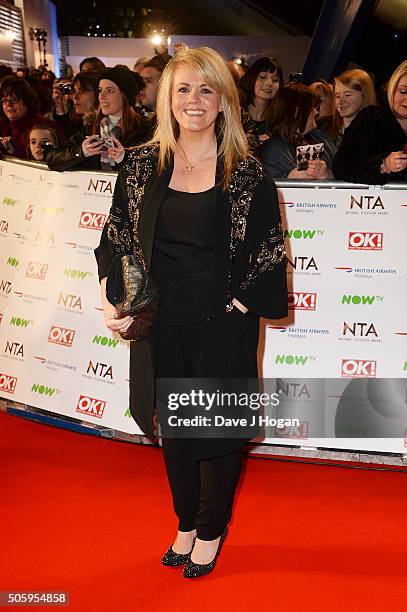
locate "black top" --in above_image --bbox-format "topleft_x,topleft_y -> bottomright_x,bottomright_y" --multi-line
151,186 -> 215,325
333,104 -> 407,185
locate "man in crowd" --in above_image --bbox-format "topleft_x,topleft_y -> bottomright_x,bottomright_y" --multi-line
139,54 -> 172,115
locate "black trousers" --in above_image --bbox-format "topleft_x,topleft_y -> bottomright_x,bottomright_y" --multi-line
157,321 -> 242,540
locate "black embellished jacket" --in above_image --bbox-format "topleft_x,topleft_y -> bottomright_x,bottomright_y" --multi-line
95,143 -> 287,452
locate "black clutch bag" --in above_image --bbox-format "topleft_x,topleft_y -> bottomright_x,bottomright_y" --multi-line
106,254 -> 159,341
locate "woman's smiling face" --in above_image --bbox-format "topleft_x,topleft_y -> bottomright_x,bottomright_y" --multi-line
171,64 -> 221,135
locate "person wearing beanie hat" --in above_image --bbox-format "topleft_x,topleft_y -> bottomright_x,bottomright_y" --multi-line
97,67 -> 143,107
46,65 -> 149,172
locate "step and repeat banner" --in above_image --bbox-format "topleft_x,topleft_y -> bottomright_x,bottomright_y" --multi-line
0,159 -> 406,454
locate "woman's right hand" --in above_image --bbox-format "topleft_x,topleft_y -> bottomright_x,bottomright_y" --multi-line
382,151 -> 407,173
52,82 -> 68,115
103,306 -> 134,335
100,277 -> 134,335
82,135 -> 105,157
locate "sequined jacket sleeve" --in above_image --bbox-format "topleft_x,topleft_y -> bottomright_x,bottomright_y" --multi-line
232,172 -> 288,319
94,164 -> 132,280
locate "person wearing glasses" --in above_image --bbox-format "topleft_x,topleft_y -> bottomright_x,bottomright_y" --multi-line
0,76 -> 65,159
260,83 -> 335,179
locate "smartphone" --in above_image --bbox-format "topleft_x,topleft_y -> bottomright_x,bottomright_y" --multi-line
296,143 -> 325,170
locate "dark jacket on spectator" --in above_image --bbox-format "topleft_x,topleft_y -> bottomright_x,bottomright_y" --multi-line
260,128 -> 336,179
333,104 -> 407,184
46,121 -> 150,172
0,110 -> 65,159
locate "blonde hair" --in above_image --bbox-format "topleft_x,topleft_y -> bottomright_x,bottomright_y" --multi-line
334,69 -> 377,107
387,59 -> 407,111
150,46 -> 249,189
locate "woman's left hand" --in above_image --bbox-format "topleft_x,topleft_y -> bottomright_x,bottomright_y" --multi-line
305,159 -> 332,180
107,136 -> 125,164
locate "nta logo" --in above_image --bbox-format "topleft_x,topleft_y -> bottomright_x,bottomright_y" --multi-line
25,262 -> 48,280
78,211 -> 106,230
288,292 -> 317,311
343,322 -> 378,337
25,204 -> 34,220
4,341 -> 24,357
87,178 -> 112,193
86,360 -> 113,379
76,395 -> 106,418
48,326 -> 76,347
57,293 -> 82,310
0,219 -> 8,234
0,279 -> 11,295
350,195 -> 384,210
0,372 -> 17,393
35,230 -> 55,245
348,232 -> 383,251
287,256 -> 318,271
341,359 -> 376,377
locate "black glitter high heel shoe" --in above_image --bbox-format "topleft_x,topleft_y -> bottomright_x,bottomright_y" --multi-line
161,538 -> 196,567
182,528 -> 228,578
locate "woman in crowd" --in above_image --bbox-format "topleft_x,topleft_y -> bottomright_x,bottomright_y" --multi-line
333,60 -> 407,183
0,76 -> 65,158
239,56 -> 283,142
52,71 -> 98,138
95,47 -> 287,578
260,83 -> 335,179
47,66 -> 148,171
328,68 -> 376,147
26,124 -> 59,161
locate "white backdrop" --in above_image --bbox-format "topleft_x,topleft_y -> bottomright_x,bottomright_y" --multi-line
0,160 -> 406,453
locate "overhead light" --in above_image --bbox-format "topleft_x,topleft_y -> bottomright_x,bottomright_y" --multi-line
151,34 -> 162,46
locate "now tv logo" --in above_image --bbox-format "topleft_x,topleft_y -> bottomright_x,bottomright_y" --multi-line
48,326 -> 76,347
348,232 -> 383,251
78,211 -> 106,230
25,261 -> 48,280
76,395 -> 106,419
0,372 -> 17,393
288,292 -> 317,311
341,359 -> 376,378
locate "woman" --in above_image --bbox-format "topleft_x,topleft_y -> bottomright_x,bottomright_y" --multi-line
26,124 -> 59,161
323,69 -> 376,147
52,72 -> 98,138
95,47 -> 287,578
261,83 -> 335,179
46,67 -> 148,171
239,56 -> 283,142
333,60 -> 407,184
0,76 -> 65,159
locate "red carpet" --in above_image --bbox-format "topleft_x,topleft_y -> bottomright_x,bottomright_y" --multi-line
1,411 -> 406,611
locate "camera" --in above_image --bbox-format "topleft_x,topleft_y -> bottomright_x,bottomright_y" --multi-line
59,82 -> 72,95
40,142 -> 56,157
288,72 -> 303,84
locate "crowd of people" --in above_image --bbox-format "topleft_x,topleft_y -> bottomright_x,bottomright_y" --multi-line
0,51 -> 406,183
1,46 -> 406,579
